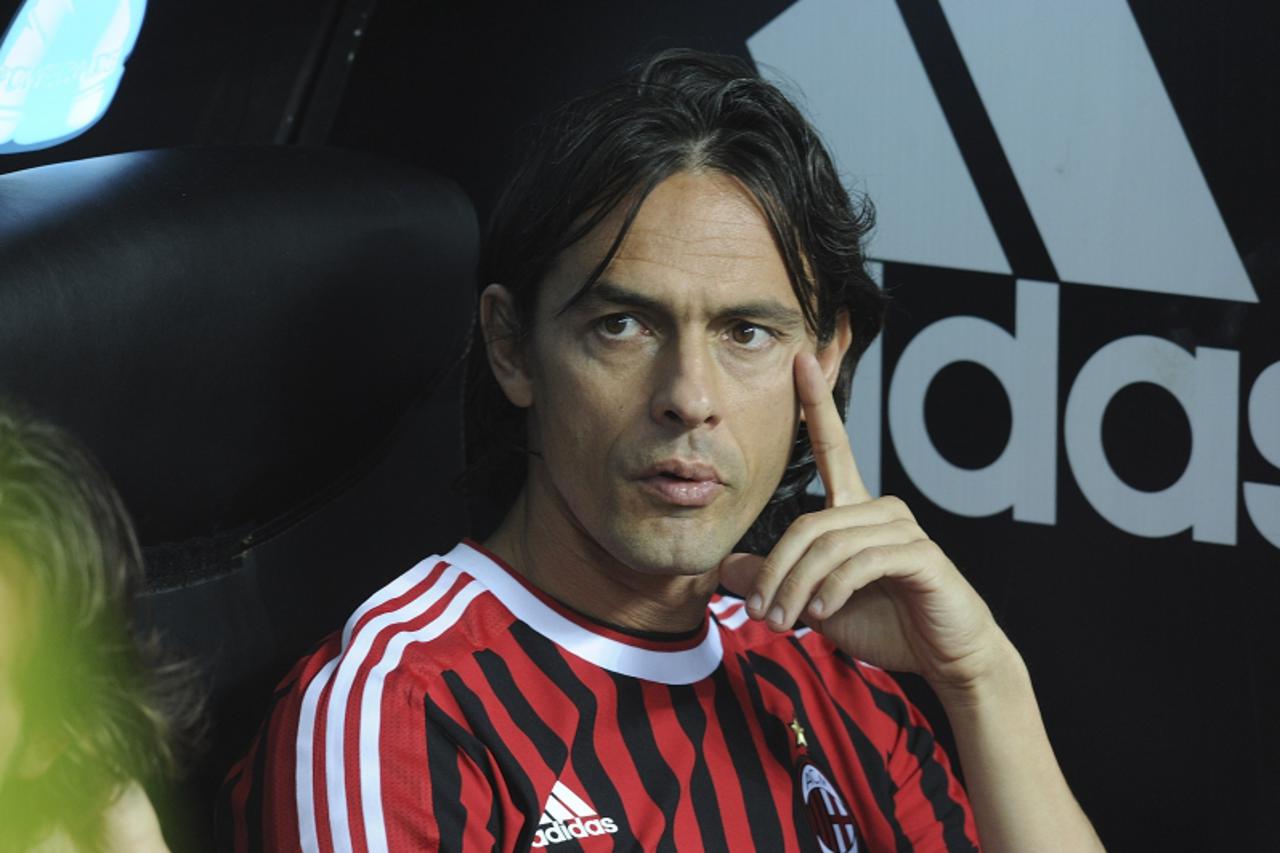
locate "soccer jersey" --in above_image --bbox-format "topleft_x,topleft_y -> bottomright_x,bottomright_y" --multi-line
220,541 -> 980,852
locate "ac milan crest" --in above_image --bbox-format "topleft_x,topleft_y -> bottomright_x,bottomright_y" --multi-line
797,759 -> 861,853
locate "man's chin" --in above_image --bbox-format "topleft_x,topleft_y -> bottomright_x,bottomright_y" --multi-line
603,517 -> 741,577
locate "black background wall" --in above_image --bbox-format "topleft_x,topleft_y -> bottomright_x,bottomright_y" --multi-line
3,1 -> 1277,849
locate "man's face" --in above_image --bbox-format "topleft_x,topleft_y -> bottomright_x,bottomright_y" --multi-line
513,170 -> 815,575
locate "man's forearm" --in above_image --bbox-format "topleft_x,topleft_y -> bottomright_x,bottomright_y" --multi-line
933,635 -> 1104,853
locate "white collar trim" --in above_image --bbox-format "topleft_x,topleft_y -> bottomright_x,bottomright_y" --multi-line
443,542 -> 724,685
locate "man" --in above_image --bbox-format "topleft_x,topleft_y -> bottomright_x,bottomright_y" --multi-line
222,50 -> 1102,851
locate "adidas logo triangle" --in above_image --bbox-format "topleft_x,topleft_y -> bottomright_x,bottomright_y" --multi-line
531,781 -> 620,847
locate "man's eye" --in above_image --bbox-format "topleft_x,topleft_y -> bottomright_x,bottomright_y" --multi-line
729,322 -> 773,350
598,314 -> 642,338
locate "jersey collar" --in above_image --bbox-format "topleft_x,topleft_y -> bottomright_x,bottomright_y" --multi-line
444,541 -> 725,685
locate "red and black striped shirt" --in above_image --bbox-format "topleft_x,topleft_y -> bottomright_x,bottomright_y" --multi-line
221,541 -> 980,851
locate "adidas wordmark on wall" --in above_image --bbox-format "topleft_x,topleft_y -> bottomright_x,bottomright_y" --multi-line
750,0 -> 1280,549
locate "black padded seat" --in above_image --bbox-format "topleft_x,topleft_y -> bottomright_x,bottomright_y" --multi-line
0,146 -> 478,846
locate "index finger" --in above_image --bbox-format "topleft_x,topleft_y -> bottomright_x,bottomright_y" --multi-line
795,352 -> 871,507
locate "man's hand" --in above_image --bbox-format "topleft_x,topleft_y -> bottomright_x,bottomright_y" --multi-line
720,353 -> 1105,852
718,352 -> 1006,693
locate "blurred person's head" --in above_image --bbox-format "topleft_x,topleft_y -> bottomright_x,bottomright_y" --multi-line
0,407 -> 198,851
0,553 -> 25,783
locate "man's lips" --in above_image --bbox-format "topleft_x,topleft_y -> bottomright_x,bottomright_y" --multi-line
635,460 -> 725,507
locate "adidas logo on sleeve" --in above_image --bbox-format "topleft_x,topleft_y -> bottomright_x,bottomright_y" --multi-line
530,781 -> 620,847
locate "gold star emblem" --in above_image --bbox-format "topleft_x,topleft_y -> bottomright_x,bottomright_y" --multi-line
789,718 -> 807,748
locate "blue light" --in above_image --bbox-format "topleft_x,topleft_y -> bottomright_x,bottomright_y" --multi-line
0,0 -> 147,153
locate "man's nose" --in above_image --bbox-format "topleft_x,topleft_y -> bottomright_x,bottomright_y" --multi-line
650,337 -> 721,429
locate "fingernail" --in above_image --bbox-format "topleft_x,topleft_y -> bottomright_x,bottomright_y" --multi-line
748,593 -> 762,615
768,605 -> 785,627
808,597 -> 824,618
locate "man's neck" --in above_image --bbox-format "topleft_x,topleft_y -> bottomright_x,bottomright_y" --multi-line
482,487 -> 718,635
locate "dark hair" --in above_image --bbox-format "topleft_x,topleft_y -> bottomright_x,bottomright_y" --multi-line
466,49 -> 886,550
0,407 -> 202,850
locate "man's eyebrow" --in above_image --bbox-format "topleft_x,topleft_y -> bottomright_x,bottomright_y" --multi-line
570,280 -> 807,329
567,280 -> 667,315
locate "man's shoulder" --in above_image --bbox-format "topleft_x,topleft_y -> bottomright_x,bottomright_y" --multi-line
268,549 -> 510,707
331,548 -> 512,678
219,547 -> 511,850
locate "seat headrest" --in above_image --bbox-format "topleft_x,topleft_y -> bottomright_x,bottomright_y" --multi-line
0,146 -> 478,575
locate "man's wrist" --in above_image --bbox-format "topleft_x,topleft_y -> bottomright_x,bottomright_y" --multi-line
929,630 -> 1031,712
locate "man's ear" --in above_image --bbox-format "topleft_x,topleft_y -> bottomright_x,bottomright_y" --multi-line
814,309 -> 854,392
480,284 -> 534,409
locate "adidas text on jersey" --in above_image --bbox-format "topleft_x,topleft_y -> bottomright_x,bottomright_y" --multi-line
530,781 -> 619,847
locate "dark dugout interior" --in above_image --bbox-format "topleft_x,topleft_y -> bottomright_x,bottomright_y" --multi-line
2,1 -> 1278,850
